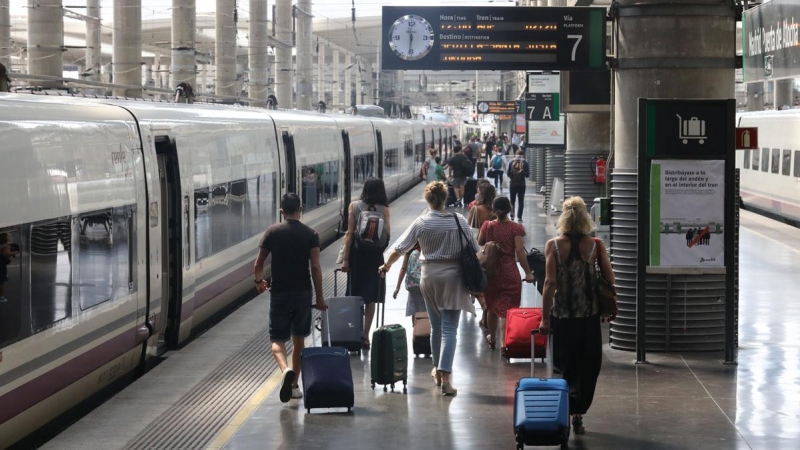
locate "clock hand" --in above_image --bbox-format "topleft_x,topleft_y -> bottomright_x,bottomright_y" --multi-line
409,30 -> 413,46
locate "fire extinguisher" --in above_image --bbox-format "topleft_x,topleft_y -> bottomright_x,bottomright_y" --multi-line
590,156 -> 606,184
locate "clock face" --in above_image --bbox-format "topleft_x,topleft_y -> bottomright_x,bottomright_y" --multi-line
388,15 -> 434,61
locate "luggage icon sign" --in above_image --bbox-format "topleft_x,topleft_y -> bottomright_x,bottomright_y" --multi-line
677,114 -> 706,145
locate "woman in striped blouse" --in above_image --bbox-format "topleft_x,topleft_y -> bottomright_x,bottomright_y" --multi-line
380,181 -> 479,396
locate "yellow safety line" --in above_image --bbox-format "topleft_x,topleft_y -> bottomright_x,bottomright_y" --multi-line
205,349 -> 295,450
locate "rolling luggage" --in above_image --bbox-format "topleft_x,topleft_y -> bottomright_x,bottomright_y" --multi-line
513,330 -> 570,448
412,312 -> 431,357
370,294 -> 408,392
301,310 -> 355,413
476,160 -> 486,179
464,178 -> 478,204
447,181 -> 457,206
504,308 -> 547,362
321,269 -> 364,352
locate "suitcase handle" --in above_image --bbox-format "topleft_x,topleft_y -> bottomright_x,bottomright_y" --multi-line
312,306 -> 332,347
530,329 -> 553,378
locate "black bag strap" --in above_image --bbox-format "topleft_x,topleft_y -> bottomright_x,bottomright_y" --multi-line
452,213 -> 470,249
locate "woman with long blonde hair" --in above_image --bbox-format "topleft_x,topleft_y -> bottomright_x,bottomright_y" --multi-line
539,196 -> 615,435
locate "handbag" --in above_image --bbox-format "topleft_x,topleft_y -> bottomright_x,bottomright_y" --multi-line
477,221 -> 499,277
593,238 -> 617,317
524,247 -> 546,295
453,213 -> 487,293
469,205 -> 481,239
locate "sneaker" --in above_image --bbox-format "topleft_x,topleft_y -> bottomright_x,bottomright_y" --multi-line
0,296 -> 7,303
291,386 -> 303,399
279,368 -> 295,403
517,217 -> 523,223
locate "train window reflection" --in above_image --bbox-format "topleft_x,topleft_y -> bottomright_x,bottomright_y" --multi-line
211,182 -> 232,254
795,151 -> 800,177
0,227 -> 23,348
761,148 -> 769,172
31,218 -> 72,332
353,153 -> 375,191
782,150 -> 792,176
301,161 -> 340,212
195,187 -> 211,261
771,149 -> 780,174
752,149 -> 760,171
743,150 -> 750,170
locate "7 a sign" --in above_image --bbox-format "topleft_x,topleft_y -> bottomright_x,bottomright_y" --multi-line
525,93 -> 560,121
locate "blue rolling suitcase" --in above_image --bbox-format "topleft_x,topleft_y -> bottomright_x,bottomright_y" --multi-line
301,310 -> 355,413
513,330 -> 570,449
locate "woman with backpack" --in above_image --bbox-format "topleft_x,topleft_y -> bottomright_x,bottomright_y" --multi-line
488,144 -> 507,192
478,197 -> 534,350
539,196 -> 616,435
507,149 -> 530,222
341,178 -> 391,349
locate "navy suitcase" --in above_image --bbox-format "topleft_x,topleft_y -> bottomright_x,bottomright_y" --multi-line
302,311 -> 355,413
513,330 -> 570,448
321,269 -> 364,352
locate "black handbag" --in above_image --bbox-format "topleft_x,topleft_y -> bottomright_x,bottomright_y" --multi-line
524,247 -> 546,295
453,213 -> 487,293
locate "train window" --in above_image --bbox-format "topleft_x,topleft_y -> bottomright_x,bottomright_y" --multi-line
247,175 -> 276,237
30,218 -> 72,332
76,208 -> 133,311
771,149 -> 780,174
782,150 -> 792,176
0,227 -> 24,348
752,148 -> 760,170
743,150 -> 750,170
194,187 -> 211,261
795,151 -> 800,177
761,148 -> 769,172
210,182 -> 232,255
353,154 -> 375,191
301,161 -> 340,212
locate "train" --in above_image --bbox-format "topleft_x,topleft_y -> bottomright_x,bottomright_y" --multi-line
0,93 -> 453,447
736,110 -> 800,226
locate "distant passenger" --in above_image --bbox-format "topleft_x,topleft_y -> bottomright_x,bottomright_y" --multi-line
507,149 -> 530,222
478,196 -> 534,350
540,196 -> 615,435
253,193 -> 327,403
448,146 -> 472,208
421,147 -> 439,183
489,144 -> 508,192
434,157 -> 447,182
392,244 -> 426,328
341,178 -> 391,349
467,181 -> 496,328
0,232 -> 20,303
381,181 -> 479,396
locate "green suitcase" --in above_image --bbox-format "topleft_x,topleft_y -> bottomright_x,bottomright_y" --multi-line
370,302 -> 408,392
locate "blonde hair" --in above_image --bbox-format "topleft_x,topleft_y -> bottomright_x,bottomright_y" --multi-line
556,197 -> 595,235
424,181 -> 448,210
428,148 -> 438,158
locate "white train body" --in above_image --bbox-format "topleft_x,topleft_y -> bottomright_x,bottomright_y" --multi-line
0,94 -> 451,447
736,111 -> 800,225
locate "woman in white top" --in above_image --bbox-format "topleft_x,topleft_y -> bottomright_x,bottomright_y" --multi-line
380,181 -> 478,396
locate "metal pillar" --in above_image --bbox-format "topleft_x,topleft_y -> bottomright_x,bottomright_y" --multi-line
610,0 -> 735,360
172,0 -> 195,89
0,0 -> 9,72
295,0 -> 312,110
27,0 -> 63,88
746,82 -> 764,111
355,57 -> 363,105
215,0 -> 236,97
274,0 -> 293,108
365,63 -> 374,105
565,113 -> 610,202
113,0 -> 141,97
317,42 -> 325,105
249,0 -> 269,105
344,52 -> 352,109
84,0 -> 101,83
331,47 -> 339,110
774,79 -> 794,109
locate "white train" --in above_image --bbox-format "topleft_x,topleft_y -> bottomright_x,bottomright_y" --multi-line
0,93 -> 453,447
736,110 -> 800,226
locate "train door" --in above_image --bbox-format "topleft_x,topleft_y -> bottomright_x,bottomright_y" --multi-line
282,131 -> 297,195
341,130 -> 352,233
154,137 -> 184,349
376,130 -> 384,179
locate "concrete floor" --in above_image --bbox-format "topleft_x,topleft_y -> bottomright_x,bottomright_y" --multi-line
43,184 -> 800,450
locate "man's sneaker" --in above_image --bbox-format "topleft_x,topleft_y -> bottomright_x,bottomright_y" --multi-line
291,386 -> 303,399
279,368 -> 295,403
517,217 -> 523,223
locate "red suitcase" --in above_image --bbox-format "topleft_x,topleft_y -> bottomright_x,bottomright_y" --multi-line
503,308 -> 547,362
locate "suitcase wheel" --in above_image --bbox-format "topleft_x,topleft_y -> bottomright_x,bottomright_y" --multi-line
385,385 -> 389,392
371,381 -> 376,389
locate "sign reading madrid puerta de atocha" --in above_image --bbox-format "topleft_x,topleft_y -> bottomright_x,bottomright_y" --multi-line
381,6 -> 606,71
743,0 -> 800,82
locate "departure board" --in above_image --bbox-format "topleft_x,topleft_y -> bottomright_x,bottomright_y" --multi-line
381,6 -> 607,71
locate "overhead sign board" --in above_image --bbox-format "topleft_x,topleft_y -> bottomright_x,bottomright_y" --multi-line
735,127 -> 758,150
525,93 -> 559,121
743,0 -> 800,82
527,114 -> 565,146
476,100 -> 516,115
528,72 -> 560,93
381,6 -> 607,71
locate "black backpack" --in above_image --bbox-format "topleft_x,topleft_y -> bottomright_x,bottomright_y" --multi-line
459,155 -> 475,176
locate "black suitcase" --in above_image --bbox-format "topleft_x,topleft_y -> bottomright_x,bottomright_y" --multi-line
447,181 -> 457,206
301,311 -> 355,413
476,160 -> 486,179
464,178 -> 478,204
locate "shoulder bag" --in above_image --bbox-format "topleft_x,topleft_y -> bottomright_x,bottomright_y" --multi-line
593,238 -> 617,318
453,213 -> 487,293
477,221 -> 500,278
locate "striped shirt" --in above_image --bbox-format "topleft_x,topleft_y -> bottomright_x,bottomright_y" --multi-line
395,210 -> 479,261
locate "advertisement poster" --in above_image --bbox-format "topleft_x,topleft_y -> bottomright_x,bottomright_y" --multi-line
650,160 -> 725,267
527,115 -> 565,145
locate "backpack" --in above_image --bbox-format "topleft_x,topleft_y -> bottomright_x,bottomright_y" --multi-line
491,155 -> 503,170
459,155 -> 475,176
510,160 -> 526,185
355,202 -> 389,249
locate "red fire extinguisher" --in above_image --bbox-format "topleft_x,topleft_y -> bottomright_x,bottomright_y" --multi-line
591,156 -> 606,183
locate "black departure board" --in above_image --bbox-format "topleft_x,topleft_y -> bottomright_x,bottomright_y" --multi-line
381,6 -> 607,71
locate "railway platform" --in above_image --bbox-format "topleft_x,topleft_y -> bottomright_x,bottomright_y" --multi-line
40,183 -> 800,450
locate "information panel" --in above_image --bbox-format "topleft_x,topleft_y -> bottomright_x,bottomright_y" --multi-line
381,6 -> 607,71
477,100 -> 516,114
